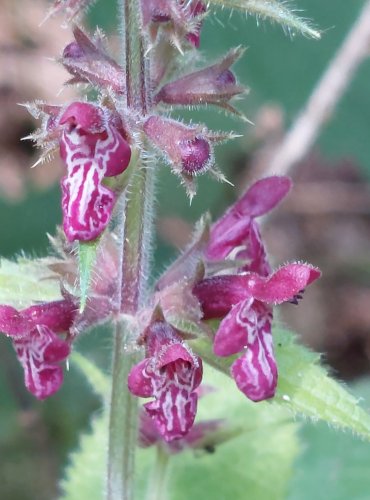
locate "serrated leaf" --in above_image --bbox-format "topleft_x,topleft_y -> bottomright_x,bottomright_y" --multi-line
208,0 -> 320,39
61,412 -> 107,500
78,239 -> 100,313
274,328 -> 370,438
61,352 -> 109,499
136,366 -> 300,500
0,257 -> 61,308
190,327 -> 370,440
62,362 -> 299,500
288,378 -> 370,500
71,351 -> 109,401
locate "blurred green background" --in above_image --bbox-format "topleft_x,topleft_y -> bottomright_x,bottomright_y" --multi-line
1,0 -> 370,498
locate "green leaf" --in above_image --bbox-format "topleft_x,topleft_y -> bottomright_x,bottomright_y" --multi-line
78,239 -> 100,313
71,351 -> 109,401
61,353 -> 109,499
136,366 -> 300,500
274,328 -> 370,438
61,362 -> 299,500
60,412 -> 107,500
288,379 -> 370,500
190,327 -> 370,440
208,0 -> 321,39
0,256 -> 61,308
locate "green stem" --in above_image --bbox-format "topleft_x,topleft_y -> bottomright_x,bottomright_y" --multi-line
146,446 -> 170,500
107,1 -> 152,499
107,319 -> 141,500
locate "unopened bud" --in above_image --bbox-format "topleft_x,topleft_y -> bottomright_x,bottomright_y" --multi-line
61,26 -> 125,94
155,47 -> 246,115
144,116 -> 212,175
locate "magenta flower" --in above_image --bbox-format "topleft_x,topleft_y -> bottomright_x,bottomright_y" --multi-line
139,408 -> 223,452
0,300 -> 76,399
59,102 -> 131,241
184,0 -> 207,48
206,176 -> 292,276
193,264 -> 321,401
128,320 -> 203,441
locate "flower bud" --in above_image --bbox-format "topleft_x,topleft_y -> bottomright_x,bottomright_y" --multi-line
144,116 -> 212,175
184,0 -> 207,48
141,0 -> 207,50
61,26 -> 125,94
155,47 -> 246,114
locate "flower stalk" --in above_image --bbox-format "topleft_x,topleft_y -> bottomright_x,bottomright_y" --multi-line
107,1 -> 153,498
146,446 -> 170,500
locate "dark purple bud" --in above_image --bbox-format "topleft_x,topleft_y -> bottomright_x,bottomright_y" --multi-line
216,69 -> 236,86
63,41 -> 85,59
143,116 -> 212,176
179,137 -> 211,174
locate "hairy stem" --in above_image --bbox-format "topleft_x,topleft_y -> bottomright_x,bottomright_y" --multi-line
107,1 -> 152,499
146,446 -> 170,500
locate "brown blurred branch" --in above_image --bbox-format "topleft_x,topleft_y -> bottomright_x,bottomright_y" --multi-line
264,0 -> 370,176
282,181 -> 370,215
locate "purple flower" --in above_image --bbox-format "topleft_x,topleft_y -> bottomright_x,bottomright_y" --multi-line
206,176 -> 292,276
0,300 -> 76,399
59,102 -> 131,241
139,407 -> 223,452
193,264 -> 321,401
128,320 -> 203,441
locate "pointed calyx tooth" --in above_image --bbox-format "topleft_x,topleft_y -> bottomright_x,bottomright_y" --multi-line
154,46 -> 247,113
140,0 -> 207,50
143,115 -> 213,175
61,25 -> 125,94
